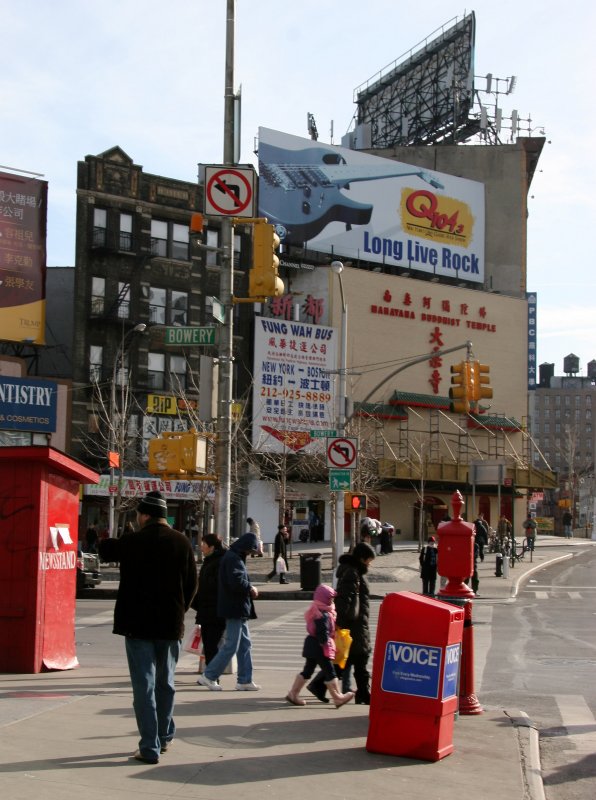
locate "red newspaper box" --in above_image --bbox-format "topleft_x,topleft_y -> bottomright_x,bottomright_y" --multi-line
366,590 -> 464,761
0,446 -> 99,673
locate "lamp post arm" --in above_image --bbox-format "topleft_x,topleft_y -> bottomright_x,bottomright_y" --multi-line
350,340 -> 472,422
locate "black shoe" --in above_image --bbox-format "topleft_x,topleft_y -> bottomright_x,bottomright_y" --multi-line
355,692 -> 371,705
307,682 -> 329,704
132,749 -> 159,764
280,578 -> 289,584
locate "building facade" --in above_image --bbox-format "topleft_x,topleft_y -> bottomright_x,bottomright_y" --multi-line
72,147 -> 254,535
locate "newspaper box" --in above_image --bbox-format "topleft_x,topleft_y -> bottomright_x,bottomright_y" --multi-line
0,446 -> 99,673
366,590 -> 464,761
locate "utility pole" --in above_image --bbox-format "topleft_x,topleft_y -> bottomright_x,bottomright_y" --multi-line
215,0 -> 236,544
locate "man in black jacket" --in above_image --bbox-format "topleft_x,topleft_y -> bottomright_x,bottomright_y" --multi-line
99,491 -> 197,765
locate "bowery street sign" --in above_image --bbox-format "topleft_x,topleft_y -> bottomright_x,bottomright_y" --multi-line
310,429 -> 337,439
164,327 -> 217,346
329,469 -> 352,491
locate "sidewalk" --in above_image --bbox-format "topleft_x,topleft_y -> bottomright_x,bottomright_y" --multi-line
91,532 -> 596,602
1,536 -> 592,800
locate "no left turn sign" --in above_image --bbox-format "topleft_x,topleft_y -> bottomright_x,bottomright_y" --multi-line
205,165 -> 256,217
326,437 -> 358,469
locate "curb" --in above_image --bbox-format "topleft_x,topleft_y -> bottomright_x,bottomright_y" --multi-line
505,709 -> 546,800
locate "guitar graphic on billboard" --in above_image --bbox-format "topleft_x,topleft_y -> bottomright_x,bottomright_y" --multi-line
258,142 -> 444,243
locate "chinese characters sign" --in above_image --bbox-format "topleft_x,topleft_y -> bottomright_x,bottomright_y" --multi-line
0,172 -> 48,344
252,318 -> 337,453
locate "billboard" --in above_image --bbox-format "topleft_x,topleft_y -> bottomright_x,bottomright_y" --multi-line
258,127 -> 485,284
354,12 -> 476,148
252,317 -> 337,453
0,171 -> 48,344
0,376 -> 57,432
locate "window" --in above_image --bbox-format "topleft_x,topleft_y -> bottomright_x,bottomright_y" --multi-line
543,409 -> 550,420
117,282 -> 130,319
206,229 -> 219,267
172,223 -> 189,261
587,395 -> 592,407
169,354 -> 187,390
148,352 -> 165,389
564,395 -> 571,407
151,219 -> 189,260
149,287 -> 167,324
149,287 -> 187,325
151,220 -> 168,257
93,208 -> 107,247
89,345 -> 103,382
586,424 -> 592,434
555,396 -> 561,407
170,291 -> 188,325
120,213 -> 133,251
91,277 -> 105,315
544,423 -> 550,434
544,396 -> 550,407
555,423 -> 560,433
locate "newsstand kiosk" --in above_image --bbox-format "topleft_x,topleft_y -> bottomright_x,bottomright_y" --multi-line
366,591 -> 464,762
0,446 -> 99,673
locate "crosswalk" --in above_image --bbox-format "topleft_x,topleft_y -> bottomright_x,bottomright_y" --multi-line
521,584 -> 596,600
179,603 -> 382,673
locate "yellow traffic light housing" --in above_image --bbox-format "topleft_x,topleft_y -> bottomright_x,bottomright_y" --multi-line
471,361 -> 493,404
249,220 -> 284,299
148,431 -> 208,477
449,361 -> 472,414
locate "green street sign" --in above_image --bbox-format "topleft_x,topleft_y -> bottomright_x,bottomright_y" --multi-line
164,326 -> 217,346
329,469 -> 352,491
310,429 -> 337,439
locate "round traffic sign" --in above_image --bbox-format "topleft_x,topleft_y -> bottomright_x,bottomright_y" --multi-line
206,168 -> 253,215
327,437 -> 357,469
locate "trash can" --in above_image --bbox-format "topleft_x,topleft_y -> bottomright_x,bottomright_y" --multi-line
299,552 -> 321,591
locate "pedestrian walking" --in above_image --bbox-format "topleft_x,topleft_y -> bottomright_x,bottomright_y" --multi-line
419,536 -> 438,596
380,522 -> 394,554
190,534 -> 226,667
307,541 -> 376,705
266,524 -> 290,584
247,517 -> 264,556
285,584 -> 354,708
98,491 -> 198,765
85,523 -> 98,553
522,513 -> 537,551
497,515 -> 512,548
562,510 -> 573,538
474,513 -> 489,562
196,532 -> 260,692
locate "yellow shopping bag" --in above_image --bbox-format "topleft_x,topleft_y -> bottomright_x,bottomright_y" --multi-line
333,628 -> 352,669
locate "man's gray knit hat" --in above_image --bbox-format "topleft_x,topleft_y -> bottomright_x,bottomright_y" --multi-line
137,491 -> 168,517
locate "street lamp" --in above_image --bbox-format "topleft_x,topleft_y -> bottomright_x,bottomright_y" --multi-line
108,322 -> 146,537
330,260 -> 347,574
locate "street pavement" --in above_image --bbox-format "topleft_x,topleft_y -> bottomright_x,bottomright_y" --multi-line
1,534 -> 594,800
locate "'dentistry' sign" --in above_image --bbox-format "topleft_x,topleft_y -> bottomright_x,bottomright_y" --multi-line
0,376 -> 58,432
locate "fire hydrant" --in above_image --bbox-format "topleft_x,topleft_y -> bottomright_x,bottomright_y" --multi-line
437,490 -> 483,715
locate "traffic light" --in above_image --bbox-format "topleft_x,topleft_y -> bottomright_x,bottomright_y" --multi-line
471,361 -> 493,404
449,361 -> 472,414
249,220 -> 284,298
345,493 -> 367,511
148,431 -> 207,476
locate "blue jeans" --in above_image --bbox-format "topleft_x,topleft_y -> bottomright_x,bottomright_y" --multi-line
125,638 -> 180,761
204,618 -> 253,683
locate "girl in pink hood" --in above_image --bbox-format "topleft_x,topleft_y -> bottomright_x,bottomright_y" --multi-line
285,584 -> 354,708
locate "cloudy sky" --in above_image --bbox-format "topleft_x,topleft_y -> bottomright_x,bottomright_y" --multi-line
3,0 -> 594,373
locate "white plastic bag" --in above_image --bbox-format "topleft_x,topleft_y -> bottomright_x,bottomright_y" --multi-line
275,556 -> 287,574
182,624 -> 202,654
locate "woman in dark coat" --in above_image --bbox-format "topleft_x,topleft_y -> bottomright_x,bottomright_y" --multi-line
191,534 -> 226,665
307,541 -> 376,705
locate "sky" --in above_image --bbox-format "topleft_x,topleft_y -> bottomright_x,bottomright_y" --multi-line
2,0 -> 595,374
